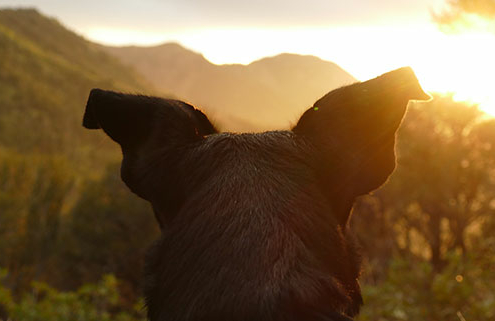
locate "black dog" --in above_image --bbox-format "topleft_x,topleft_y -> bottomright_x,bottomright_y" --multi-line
83,67 -> 429,321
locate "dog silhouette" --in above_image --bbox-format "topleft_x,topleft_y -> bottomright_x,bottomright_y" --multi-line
83,67 -> 429,321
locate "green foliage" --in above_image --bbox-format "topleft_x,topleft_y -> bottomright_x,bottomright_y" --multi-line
0,272 -> 146,321
0,152 -> 158,300
60,162 -> 159,295
0,8 -> 159,301
0,149 -> 76,292
0,8 -> 152,162
352,95 -> 495,270
358,237 -> 495,321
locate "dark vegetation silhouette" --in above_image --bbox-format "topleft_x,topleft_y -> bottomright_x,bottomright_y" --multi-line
82,67 -> 429,321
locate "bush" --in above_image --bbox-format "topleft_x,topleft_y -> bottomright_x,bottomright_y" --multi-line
358,238 -> 495,321
0,271 -> 146,321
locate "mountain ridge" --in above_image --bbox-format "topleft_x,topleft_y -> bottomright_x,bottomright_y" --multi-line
1,7 -> 357,136
101,42 -> 357,131
0,8 -> 156,172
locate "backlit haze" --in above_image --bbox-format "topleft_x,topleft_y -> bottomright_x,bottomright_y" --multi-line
2,0 -> 494,115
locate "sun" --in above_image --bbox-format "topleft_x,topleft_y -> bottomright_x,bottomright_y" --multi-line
193,25 -> 495,116
411,30 -> 495,116
85,22 -> 495,116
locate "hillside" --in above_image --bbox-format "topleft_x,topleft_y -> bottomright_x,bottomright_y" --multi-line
0,7 -> 355,302
0,8 -> 162,300
103,43 -> 357,131
0,8 -> 153,166
0,8 -> 357,149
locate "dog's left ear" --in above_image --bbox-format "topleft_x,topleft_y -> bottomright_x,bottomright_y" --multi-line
83,89 -> 215,149
83,89 -> 217,227
293,67 -> 429,225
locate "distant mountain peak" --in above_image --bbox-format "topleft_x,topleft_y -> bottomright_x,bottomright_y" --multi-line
112,41 -> 191,52
0,7 -> 153,154
1,7 -> 40,14
101,42 -> 356,131
1,8 -> 357,132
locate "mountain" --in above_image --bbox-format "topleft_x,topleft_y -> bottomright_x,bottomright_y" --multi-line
0,8 -> 153,166
102,43 -> 357,131
0,8 -> 353,301
0,7 -> 357,152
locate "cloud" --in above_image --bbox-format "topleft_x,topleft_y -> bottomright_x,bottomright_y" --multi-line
3,0 -> 435,31
433,0 -> 495,30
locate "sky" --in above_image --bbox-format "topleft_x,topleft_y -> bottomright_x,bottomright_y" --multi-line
1,0 -> 494,114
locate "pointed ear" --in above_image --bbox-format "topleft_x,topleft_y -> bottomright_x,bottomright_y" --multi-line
293,67 -> 429,224
83,89 -> 216,148
83,89 -> 217,227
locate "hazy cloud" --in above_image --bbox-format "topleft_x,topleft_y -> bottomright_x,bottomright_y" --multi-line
2,0 -> 436,31
433,0 -> 495,30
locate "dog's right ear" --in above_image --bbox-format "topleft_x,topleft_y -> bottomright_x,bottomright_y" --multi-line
293,67 -> 430,225
83,89 -> 217,227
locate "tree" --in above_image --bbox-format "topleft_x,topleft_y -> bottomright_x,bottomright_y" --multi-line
352,94 -> 495,271
0,150 -> 75,294
61,162 -> 159,302
0,270 -> 146,321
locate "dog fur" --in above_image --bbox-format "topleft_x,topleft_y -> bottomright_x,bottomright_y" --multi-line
82,67 -> 429,321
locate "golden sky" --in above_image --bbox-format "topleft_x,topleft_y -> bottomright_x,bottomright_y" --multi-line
2,0 -> 494,114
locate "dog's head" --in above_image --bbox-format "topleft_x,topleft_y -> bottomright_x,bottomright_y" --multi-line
83,67 -> 429,320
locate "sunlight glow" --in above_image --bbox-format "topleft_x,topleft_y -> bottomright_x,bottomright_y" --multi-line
85,23 -> 495,116
85,27 -> 172,46
410,30 -> 495,115
178,26 -> 495,116
437,13 -> 495,34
